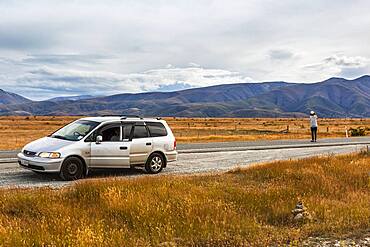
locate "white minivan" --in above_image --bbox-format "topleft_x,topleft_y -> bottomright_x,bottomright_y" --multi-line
17,116 -> 177,180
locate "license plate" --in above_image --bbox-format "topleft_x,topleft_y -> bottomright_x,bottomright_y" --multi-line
21,160 -> 29,166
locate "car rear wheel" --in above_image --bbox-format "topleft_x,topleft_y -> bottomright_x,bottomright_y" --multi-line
60,157 -> 84,181
145,153 -> 165,174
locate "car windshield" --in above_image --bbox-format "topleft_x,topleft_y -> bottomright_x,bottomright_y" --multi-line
50,120 -> 99,141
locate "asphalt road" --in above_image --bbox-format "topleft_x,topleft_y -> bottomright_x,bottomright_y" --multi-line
1,137 -> 370,160
0,137 -> 369,189
176,136 -> 370,152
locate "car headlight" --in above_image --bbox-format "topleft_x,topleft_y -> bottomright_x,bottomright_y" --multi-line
38,152 -> 61,159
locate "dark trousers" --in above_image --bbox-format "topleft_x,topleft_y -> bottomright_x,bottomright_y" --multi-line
311,127 -> 317,141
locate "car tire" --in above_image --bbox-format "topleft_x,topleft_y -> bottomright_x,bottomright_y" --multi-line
145,153 -> 165,174
60,157 -> 84,181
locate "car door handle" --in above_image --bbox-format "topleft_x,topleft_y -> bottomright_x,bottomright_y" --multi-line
120,146 -> 128,150
146,142 -> 152,146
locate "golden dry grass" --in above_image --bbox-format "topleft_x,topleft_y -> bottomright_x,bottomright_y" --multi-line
0,152 -> 369,246
0,116 -> 369,150
169,117 -> 370,143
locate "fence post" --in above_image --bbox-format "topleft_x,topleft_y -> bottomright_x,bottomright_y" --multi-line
16,120 -> 19,147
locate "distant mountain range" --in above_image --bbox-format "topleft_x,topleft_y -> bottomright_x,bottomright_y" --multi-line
0,76 -> 369,117
0,89 -> 31,105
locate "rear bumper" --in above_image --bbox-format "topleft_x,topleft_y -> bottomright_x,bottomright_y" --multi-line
165,150 -> 178,162
17,153 -> 63,173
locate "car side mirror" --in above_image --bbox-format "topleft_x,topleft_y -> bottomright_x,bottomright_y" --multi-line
96,135 -> 103,144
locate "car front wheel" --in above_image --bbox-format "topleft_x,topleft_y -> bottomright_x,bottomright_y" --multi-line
145,153 -> 165,174
60,157 -> 84,181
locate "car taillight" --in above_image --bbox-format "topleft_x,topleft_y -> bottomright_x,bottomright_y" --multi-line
174,139 -> 177,149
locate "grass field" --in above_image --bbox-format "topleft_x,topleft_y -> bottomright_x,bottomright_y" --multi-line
0,151 -> 369,246
0,116 -> 369,150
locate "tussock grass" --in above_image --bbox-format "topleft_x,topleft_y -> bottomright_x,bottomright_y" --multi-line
0,152 -> 369,246
0,116 -> 369,150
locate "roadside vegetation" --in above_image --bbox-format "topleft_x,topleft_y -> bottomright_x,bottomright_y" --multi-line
0,151 -> 369,246
0,116 -> 369,150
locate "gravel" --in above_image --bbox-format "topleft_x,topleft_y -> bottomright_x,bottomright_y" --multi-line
0,144 -> 367,189
299,235 -> 370,247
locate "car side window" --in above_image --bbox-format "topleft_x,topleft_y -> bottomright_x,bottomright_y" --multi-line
98,124 -> 121,142
122,123 -> 133,140
133,125 -> 149,139
102,127 -> 120,142
146,122 -> 167,137
84,131 -> 96,142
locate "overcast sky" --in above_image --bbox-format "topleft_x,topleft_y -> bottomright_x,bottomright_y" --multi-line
1,0 -> 370,100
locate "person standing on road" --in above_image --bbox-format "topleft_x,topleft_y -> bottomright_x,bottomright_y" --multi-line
309,111 -> 318,142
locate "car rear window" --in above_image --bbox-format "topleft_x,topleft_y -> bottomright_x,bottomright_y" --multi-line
133,125 -> 149,139
146,122 -> 168,137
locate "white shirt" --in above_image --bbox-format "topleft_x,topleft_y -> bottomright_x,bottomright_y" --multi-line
310,115 -> 318,127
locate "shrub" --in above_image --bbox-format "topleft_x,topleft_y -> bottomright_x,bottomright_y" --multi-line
349,127 -> 366,136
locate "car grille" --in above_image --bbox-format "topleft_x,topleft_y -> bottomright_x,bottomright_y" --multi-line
23,150 -> 37,157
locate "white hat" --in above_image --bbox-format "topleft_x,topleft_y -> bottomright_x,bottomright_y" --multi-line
310,111 -> 315,115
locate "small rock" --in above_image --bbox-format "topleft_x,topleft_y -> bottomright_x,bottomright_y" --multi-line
295,202 -> 304,209
291,201 -> 312,223
293,213 -> 304,221
292,208 -> 304,214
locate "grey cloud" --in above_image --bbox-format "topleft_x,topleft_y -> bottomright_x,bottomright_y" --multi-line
302,55 -> 370,80
269,49 -> 294,60
7,65 -> 252,100
305,55 -> 370,70
23,54 -> 114,65
0,24 -> 59,51
323,55 -> 368,67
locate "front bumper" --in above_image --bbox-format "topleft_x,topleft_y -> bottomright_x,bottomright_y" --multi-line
17,153 -> 63,173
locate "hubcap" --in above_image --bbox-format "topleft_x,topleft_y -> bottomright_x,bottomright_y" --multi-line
150,156 -> 162,172
67,163 -> 78,175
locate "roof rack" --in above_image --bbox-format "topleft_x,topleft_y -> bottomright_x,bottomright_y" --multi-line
101,114 -> 144,119
100,115 -> 163,120
120,115 -> 144,120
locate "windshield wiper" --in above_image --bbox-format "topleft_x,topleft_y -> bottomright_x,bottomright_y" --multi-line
51,135 -> 69,140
